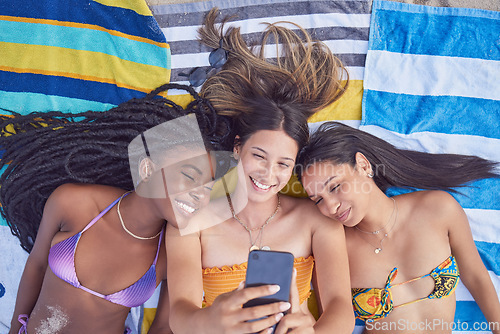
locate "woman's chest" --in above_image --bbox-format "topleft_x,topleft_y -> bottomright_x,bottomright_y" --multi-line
200,218 -> 312,269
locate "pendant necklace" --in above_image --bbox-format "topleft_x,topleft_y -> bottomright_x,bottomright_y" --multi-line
355,197 -> 397,254
117,191 -> 162,240
226,192 -> 280,252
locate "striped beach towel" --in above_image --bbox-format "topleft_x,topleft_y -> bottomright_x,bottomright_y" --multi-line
0,0 -> 170,114
360,1 -> 500,332
150,0 -> 370,128
0,1 -> 170,331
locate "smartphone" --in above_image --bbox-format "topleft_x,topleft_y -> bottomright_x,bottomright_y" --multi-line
243,250 -> 294,333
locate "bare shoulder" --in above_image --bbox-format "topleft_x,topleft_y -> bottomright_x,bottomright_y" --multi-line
280,195 -> 342,232
406,190 -> 461,212
47,183 -> 125,220
280,195 -> 319,216
403,190 -> 465,227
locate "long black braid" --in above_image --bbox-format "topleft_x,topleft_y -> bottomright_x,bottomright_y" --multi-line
0,83 -> 231,252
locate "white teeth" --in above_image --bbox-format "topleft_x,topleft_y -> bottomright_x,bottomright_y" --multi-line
251,177 -> 271,190
176,200 -> 195,214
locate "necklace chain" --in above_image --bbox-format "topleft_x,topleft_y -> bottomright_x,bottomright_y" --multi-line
356,197 -> 398,254
117,191 -> 162,240
227,192 -> 280,251
355,198 -> 395,235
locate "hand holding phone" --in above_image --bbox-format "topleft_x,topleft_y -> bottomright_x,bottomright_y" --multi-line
243,250 -> 294,333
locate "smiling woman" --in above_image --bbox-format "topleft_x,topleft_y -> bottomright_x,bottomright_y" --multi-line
159,8 -> 355,334
0,84 -> 231,334
298,121 -> 500,333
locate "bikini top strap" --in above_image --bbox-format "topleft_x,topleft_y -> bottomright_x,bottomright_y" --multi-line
389,273 -> 431,289
81,193 -> 130,233
152,227 -> 165,265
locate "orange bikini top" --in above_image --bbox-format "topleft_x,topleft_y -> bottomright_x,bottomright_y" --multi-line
202,255 -> 314,306
352,255 -> 460,322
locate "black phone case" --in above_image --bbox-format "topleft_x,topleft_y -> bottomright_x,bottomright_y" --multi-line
243,250 -> 294,333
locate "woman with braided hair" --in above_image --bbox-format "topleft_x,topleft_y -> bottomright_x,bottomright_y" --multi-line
163,8 -> 354,334
3,84 -> 231,334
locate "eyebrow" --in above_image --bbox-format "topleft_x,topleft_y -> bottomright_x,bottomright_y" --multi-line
251,147 -> 295,162
307,175 -> 336,199
181,164 -> 203,175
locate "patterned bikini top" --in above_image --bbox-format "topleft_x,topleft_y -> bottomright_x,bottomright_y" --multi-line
352,255 -> 459,322
48,194 -> 163,308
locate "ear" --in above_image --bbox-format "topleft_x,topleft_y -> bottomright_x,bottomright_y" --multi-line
233,135 -> 241,160
138,157 -> 155,182
355,152 -> 373,177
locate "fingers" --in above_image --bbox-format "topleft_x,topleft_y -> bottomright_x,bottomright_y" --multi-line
290,268 -> 300,314
239,312 -> 282,334
273,313 -> 315,334
232,284 -> 281,306
237,301 -> 291,322
258,327 -> 275,334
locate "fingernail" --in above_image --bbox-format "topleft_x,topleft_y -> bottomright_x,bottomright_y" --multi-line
275,313 -> 284,321
280,302 -> 291,311
266,328 -> 273,334
269,285 -> 280,293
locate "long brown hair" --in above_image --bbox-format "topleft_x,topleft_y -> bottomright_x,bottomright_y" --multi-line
297,122 -> 499,193
198,8 -> 348,151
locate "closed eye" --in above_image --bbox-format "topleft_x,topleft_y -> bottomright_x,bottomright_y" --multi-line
314,197 -> 323,205
253,153 -> 264,159
278,162 -> 290,168
181,171 -> 195,182
330,184 -> 340,192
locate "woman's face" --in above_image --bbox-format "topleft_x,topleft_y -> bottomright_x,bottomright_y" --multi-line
235,129 -> 298,203
301,159 -> 374,227
144,146 -> 215,228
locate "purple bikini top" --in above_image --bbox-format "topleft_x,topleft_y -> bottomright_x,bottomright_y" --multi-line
48,193 -> 163,308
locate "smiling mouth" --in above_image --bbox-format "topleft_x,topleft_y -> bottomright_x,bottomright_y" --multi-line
250,176 -> 273,191
175,200 -> 196,214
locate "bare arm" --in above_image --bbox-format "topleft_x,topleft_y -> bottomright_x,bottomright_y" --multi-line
147,280 -> 173,334
444,192 -> 500,334
8,185 -> 68,333
311,211 -> 354,334
165,224 -> 291,334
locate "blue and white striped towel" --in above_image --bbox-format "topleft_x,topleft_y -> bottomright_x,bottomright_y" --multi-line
360,1 -> 500,332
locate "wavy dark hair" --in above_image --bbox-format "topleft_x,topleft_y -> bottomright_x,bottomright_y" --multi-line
197,8 -> 348,152
297,122 -> 499,192
0,83 -> 231,252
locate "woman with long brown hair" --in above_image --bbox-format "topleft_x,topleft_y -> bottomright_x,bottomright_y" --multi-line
160,9 -> 355,334
298,121 -> 500,333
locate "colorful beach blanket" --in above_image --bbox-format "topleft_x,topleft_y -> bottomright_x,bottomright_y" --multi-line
361,0 -> 500,331
0,1 -> 170,332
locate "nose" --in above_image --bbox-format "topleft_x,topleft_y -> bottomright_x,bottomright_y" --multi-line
324,196 -> 341,218
262,161 -> 283,183
189,185 -> 208,202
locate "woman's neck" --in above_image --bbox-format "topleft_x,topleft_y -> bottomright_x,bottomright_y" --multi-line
118,192 -> 166,239
357,193 -> 396,234
233,194 -> 281,230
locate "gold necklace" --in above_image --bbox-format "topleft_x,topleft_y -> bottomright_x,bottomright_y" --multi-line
227,193 -> 280,252
355,198 -> 397,254
117,191 -> 162,240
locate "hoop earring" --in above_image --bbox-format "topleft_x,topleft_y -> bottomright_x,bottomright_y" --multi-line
367,172 -> 374,178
